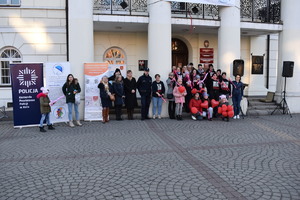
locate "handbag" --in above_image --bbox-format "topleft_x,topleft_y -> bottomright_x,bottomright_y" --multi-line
75,93 -> 81,104
167,93 -> 174,99
109,94 -> 115,101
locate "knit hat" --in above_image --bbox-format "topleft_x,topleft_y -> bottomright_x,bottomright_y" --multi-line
40,87 -> 49,94
219,94 -> 227,100
195,75 -> 200,79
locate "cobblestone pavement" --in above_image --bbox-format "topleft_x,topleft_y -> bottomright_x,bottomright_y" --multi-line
0,115 -> 299,200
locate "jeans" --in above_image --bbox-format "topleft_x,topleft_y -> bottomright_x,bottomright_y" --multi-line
152,97 -> 163,116
141,95 -> 151,119
39,113 -> 51,127
175,103 -> 183,116
232,95 -> 242,115
67,102 -> 79,121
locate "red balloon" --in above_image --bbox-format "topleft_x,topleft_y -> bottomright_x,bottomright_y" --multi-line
191,88 -> 198,94
191,107 -> 198,114
201,101 -> 208,109
222,104 -> 228,112
228,110 -> 234,118
222,112 -> 228,117
227,105 -> 233,112
218,107 -> 222,114
178,86 -> 186,93
211,99 -> 219,108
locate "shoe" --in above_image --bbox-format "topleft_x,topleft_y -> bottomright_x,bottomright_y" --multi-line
141,118 -> 145,121
176,115 -> 180,120
152,115 -> 156,119
233,116 -> 237,119
179,115 -> 183,120
76,121 -> 82,126
69,121 -> 75,127
208,118 -> 212,121
227,117 -> 229,122
237,115 -> 240,119
191,115 -> 197,120
47,124 -> 55,130
158,115 -> 161,119
39,127 -> 47,132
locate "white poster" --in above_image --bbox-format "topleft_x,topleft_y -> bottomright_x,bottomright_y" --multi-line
84,63 -> 126,121
45,62 -> 70,123
164,0 -> 235,6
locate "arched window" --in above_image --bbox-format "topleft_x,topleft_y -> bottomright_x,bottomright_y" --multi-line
103,47 -> 126,65
0,47 -> 22,85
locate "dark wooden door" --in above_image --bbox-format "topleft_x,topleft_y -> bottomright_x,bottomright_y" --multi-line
172,38 -> 188,68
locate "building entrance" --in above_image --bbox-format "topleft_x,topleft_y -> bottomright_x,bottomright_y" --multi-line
172,38 -> 188,68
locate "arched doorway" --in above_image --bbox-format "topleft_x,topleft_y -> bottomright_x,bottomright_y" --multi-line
172,38 -> 188,68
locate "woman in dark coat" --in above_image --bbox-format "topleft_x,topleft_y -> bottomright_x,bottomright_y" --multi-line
98,76 -> 113,123
123,70 -> 137,120
113,75 -> 125,120
62,74 -> 82,127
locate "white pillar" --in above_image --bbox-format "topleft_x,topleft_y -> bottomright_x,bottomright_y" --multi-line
148,0 -> 171,117
276,0 -> 300,113
247,36 -> 268,96
69,0 -> 94,119
217,0 -> 240,77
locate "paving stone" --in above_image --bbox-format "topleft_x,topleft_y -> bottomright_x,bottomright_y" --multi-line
0,115 -> 300,199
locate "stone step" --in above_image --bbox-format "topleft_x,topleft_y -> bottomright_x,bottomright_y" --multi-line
248,104 -> 278,109
247,109 -> 278,116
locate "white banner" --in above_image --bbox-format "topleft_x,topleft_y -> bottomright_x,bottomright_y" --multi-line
45,62 -> 70,123
165,0 -> 235,6
84,63 -> 126,121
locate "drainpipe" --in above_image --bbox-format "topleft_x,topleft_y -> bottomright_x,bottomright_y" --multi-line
266,34 -> 270,89
66,0 -> 69,61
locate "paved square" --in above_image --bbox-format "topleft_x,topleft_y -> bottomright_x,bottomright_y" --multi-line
0,115 -> 300,200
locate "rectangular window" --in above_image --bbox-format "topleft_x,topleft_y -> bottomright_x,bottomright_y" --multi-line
0,0 -> 20,6
0,61 -> 20,86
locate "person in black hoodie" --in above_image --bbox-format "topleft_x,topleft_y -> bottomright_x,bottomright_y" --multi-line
208,73 -> 220,117
113,75 -> 125,120
137,67 -> 152,120
123,70 -> 137,120
152,74 -> 165,119
220,72 -> 231,99
108,68 -> 123,82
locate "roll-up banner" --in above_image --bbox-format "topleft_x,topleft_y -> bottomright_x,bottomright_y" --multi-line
10,63 -> 44,128
84,63 -> 126,121
44,62 -> 70,123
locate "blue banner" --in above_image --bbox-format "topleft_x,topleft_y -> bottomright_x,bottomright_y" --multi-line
10,63 -> 44,127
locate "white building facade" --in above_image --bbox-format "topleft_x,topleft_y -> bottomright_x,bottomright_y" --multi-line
1,0 -> 299,117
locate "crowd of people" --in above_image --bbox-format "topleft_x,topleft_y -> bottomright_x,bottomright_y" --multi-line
37,63 -> 244,131
97,63 -> 244,123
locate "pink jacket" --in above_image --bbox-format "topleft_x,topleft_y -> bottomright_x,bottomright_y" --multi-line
173,85 -> 187,104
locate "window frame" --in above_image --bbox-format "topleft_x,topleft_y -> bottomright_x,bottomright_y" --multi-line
0,47 -> 22,86
0,0 -> 21,7
103,47 -> 127,65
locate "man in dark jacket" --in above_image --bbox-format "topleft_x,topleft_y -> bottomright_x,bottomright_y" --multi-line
137,67 -> 152,120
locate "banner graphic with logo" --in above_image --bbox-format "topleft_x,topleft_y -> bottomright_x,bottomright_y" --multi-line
45,62 -> 70,123
10,63 -> 44,127
84,63 -> 126,121
164,0 -> 235,6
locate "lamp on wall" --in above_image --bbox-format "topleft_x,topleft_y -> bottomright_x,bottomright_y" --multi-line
192,6 -> 199,14
120,1 -> 128,9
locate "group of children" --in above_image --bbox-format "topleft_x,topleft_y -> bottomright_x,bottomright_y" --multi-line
167,63 -> 244,121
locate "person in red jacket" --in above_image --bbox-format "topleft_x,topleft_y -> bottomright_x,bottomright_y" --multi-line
189,92 -> 203,120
